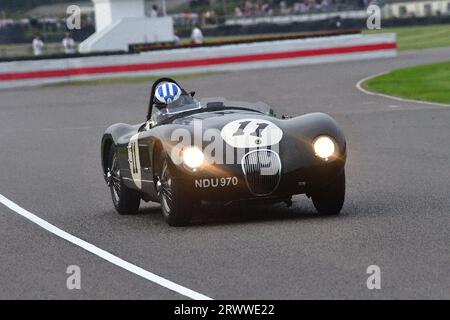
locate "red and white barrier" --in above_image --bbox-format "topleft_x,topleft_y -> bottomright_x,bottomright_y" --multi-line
0,34 -> 396,89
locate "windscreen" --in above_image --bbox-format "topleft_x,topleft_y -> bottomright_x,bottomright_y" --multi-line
156,93 -> 201,116
200,97 -> 274,115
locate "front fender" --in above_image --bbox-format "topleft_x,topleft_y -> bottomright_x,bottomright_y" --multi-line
101,123 -> 142,175
279,112 -> 346,173
277,112 -> 346,192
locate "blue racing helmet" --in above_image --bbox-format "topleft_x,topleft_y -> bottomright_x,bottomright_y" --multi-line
154,82 -> 182,105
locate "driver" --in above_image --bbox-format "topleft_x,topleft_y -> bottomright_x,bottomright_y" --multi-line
147,81 -> 183,126
154,81 -> 182,110
146,80 -> 201,130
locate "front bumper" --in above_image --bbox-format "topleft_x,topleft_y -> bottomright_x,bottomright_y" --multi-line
173,157 -> 345,204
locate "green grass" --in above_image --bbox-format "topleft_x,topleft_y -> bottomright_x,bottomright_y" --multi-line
0,43 -> 62,57
365,60 -> 450,104
363,24 -> 450,51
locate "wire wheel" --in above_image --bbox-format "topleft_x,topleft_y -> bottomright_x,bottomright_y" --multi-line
110,151 -> 122,204
160,161 -> 173,215
107,145 -> 140,215
157,153 -> 193,226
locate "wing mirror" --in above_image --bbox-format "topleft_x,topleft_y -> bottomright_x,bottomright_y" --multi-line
190,91 -> 196,97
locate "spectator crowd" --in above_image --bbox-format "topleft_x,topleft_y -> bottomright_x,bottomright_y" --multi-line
232,0 -> 362,17
31,31 -> 76,56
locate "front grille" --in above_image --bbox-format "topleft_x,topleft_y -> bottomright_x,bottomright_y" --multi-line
241,149 -> 282,196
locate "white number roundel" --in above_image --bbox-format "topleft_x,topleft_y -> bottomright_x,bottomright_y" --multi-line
220,119 -> 283,148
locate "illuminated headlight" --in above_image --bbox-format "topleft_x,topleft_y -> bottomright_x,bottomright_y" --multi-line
313,136 -> 336,160
182,146 -> 204,169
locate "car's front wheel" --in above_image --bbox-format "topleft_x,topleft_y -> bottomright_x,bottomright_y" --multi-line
157,155 -> 193,226
107,146 -> 141,215
311,169 -> 345,215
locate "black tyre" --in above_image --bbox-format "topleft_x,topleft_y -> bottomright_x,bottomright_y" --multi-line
107,146 -> 140,215
312,169 -> 345,215
157,154 -> 193,226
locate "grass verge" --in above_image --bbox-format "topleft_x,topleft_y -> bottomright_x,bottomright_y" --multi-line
363,24 -> 450,51
364,60 -> 450,104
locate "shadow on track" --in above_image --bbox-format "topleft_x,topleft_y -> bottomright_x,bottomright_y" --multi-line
136,195 -> 344,227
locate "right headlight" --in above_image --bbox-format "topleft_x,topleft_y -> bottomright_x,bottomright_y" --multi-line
182,146 -> 204,169
313,136 -> 336,160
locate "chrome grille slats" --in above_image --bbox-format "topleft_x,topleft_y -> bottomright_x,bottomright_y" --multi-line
241,149 -> 281,196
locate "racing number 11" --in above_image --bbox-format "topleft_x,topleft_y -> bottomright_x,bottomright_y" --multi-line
233,121 -> 269,137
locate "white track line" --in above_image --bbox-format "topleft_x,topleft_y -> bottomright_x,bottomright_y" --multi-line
356,71 -> 450,108
0,193 -> 212,300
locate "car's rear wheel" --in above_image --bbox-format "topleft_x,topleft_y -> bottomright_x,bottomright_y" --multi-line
311,169 -> 345,215
157,154 -> 193,226
108,146 -> 140,215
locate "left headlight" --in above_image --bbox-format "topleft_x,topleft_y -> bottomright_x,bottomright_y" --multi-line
313,136 -> 336,160
182,146 -> 204,169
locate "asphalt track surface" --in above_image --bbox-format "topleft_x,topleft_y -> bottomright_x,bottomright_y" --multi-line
0,47 -> 449,299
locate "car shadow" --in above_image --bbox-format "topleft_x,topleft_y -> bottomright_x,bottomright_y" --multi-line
138,197 -> 341,227
190,204 -> 332,227
138,206 -> 162,215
